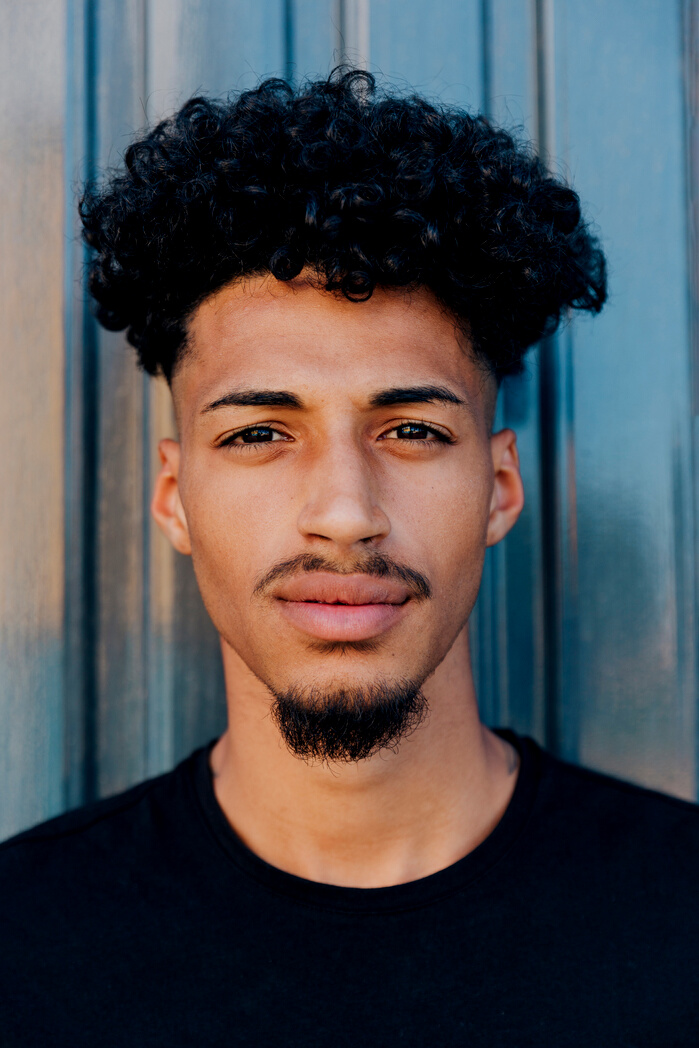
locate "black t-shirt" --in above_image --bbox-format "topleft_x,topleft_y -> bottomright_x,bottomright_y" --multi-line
1,729 -> 698,1046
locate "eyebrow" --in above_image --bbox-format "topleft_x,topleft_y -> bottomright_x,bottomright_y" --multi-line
202,389 -> 303,413
368,385 -> 464,408
201,383 -> 465,415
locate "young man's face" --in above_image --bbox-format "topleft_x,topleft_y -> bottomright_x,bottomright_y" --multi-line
154,273 -> 523,731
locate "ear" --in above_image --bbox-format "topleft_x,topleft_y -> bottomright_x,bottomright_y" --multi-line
486,428 -> 525,547
151,438 -> 192,555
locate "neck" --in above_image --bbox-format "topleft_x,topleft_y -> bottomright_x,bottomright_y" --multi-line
209,627 -> 519,888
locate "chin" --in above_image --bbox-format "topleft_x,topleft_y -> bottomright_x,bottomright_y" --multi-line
268,675 -> 431,763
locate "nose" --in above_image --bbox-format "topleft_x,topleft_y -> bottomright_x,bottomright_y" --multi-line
297,436 -> 391,550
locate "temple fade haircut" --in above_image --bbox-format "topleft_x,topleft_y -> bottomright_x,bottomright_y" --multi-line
270,680 -> 429,763
79,67 -> 607,384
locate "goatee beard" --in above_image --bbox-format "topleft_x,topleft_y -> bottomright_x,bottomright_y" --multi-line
270,679 -> 429,763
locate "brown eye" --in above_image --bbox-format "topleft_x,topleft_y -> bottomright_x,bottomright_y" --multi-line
237,427 -> 276,443
395,423 -> 431,439
219,425 -> 289,449
381,422 -> 451,442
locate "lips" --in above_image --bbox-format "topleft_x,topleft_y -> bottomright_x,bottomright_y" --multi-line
273,572 -> 412,641
274,572 -> 411,606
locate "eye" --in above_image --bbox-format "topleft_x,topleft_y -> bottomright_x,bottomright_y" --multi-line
219,425 -> 290,447
380,421 -> 453,443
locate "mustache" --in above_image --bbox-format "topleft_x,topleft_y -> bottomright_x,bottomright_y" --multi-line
252,552 -> 432,601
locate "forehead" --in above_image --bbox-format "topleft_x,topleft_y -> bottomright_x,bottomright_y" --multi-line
173,273 -> 493,421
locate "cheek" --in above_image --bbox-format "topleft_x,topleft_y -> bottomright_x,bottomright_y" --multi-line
382,460 -> 493,658
387,454 -> 492,570
180,457 -> 294,599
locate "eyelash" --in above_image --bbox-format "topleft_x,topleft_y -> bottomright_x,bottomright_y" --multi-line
217,421 -> 454,449
379,421 -> 454,444
217,425 -> 290,450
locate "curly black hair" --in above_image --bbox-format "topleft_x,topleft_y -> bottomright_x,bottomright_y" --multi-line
79,67 -> 606,383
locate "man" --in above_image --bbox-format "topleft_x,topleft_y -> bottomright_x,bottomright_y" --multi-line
2,69 -> 697,1045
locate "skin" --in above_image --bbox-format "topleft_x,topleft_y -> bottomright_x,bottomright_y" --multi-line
152,271 -> 525,889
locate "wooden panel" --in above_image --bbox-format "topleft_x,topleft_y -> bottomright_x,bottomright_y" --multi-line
339,0 -> 370,68
91,0 -> 150,797
148,0 -> 286,121
0,0 -> 67,838
64,0 -> 97,809
552,0 -> 696,796
487,0 -> 537,130
370,0 -> 483,108
291,0 -> 342,78
685,0 -> 699,798
477,0 -> 545,741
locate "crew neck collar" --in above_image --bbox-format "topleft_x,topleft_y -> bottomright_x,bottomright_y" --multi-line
190,727 -> 542,915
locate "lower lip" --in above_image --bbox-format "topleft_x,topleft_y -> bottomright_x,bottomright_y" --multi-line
276,600 -> 408,641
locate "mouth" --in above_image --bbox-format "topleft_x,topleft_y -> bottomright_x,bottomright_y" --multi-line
273,572 -> 412,642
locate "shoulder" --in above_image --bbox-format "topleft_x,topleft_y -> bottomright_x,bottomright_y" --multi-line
2,777 -> 158,851
544,746 -> 699,819
2,769 -> 164,853
0,748 -> 213,1028
0,751 -> 200,894
528,738 -> 699,877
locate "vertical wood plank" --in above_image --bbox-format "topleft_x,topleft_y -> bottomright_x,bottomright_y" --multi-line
477,0 -> 545,739
92,0 -> 150,796
147,0 -> 286,122
64,0 -> 96,809
291,0 -> 342,78
369,0 -> 483,108
532,0 -> 568,757
0,0 -> 67,838
552,0 -> 696,796
684,0 -> 699,800
339,0 -> 370,69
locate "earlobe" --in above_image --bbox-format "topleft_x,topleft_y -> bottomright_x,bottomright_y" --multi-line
486,428 -> 525,547
151,438 -> 192,555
